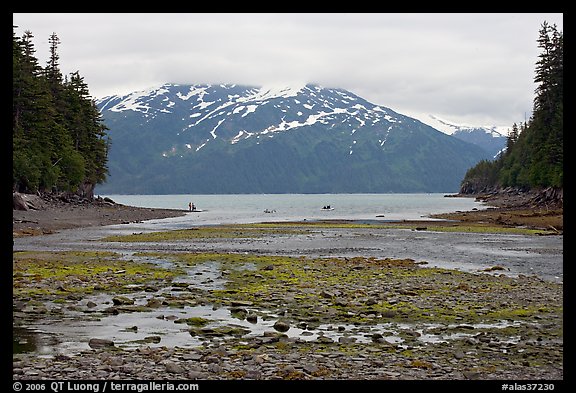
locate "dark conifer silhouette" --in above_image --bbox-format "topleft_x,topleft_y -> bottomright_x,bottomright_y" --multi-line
461,22 -> 563,193
13,27 -> 110,198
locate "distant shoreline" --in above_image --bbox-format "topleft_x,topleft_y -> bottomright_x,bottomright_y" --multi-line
13,189 -> 562,237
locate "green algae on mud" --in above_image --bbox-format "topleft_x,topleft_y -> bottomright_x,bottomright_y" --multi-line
12,250 -> 180,298
237,220 -> 558,235
101,221 -> 556,243
12,248 -> 563,380
102,225 -> 311,242
134,251 -> 562,328
13,249 -> 562,328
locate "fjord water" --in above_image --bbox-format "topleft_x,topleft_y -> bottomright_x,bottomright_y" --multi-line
100,193 -> 487,226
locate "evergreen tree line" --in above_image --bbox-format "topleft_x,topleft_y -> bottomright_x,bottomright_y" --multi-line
13,27 -> 110,198
460,22 -> 563,193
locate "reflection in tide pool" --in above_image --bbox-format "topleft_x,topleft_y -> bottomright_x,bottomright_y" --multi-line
14,257 -> 531,356
16,300 -> 530,356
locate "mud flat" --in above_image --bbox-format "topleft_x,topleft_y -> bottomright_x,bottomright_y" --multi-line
13,219 -> 563,382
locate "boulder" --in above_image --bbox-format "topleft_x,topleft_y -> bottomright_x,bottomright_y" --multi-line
13,193 -> 28,211
13,192 -> 46,211
273,319 -> 290,332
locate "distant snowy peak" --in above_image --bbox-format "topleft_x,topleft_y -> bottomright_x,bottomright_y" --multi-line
422,114 -> 509,138
416,114 -> 508,159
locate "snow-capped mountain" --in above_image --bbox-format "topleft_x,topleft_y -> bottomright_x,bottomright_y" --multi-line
419,115 -> 509,159
95,83 -> 491,194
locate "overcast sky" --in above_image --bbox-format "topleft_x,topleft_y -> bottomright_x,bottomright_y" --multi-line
13,13 -> 563,130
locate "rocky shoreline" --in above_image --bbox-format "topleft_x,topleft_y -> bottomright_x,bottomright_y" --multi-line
13,192 -> 187,237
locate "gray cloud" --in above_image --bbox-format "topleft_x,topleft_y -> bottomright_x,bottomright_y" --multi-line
13,12 -> 563,128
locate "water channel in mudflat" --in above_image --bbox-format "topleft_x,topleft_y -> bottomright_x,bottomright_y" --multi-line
13,254 -> 547,357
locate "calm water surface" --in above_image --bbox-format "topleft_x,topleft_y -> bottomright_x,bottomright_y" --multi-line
100,193 -> 487,226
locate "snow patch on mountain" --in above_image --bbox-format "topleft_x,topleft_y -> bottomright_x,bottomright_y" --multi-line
421,114 -> 509,137
246,83 -> 306,102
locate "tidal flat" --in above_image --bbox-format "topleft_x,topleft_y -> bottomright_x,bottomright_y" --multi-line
13,220 -> 563,381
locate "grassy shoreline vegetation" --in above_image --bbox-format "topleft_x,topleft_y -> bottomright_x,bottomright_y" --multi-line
101,218 -> 558,244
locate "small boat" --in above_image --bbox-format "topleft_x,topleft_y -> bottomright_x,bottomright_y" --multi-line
321,206 -> 334,211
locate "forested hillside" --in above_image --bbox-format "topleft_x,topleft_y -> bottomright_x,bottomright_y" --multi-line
460,22 -> 563,194
13,27 -> 109,199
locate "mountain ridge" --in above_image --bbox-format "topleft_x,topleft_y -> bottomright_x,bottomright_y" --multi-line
95,83 -> 493,194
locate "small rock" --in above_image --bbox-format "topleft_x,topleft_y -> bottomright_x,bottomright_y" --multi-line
182,353 -> 203,361
273,320 -> 290,332
320,290 -> 334,298
463,371 -> 481,380
207,363 -> 222,373
88,338 -> 114,349
187,370 -> 207,379
230,300 -> 254,306
244,369 -> 262,379
146,299 -> 162,308
246,313 -> 258,323
112,296 -> 134,306
371,333 -> 385,343
165,361 -> 185,374
303,364 -> 319,374
107,357 -> 123,367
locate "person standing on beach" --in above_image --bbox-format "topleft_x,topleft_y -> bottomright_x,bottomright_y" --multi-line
189,202 -> 192,211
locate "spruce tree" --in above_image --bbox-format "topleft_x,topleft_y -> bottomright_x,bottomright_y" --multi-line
13,30 -> 59,192
13,28 -> 110,196
460,21 -> 562,192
